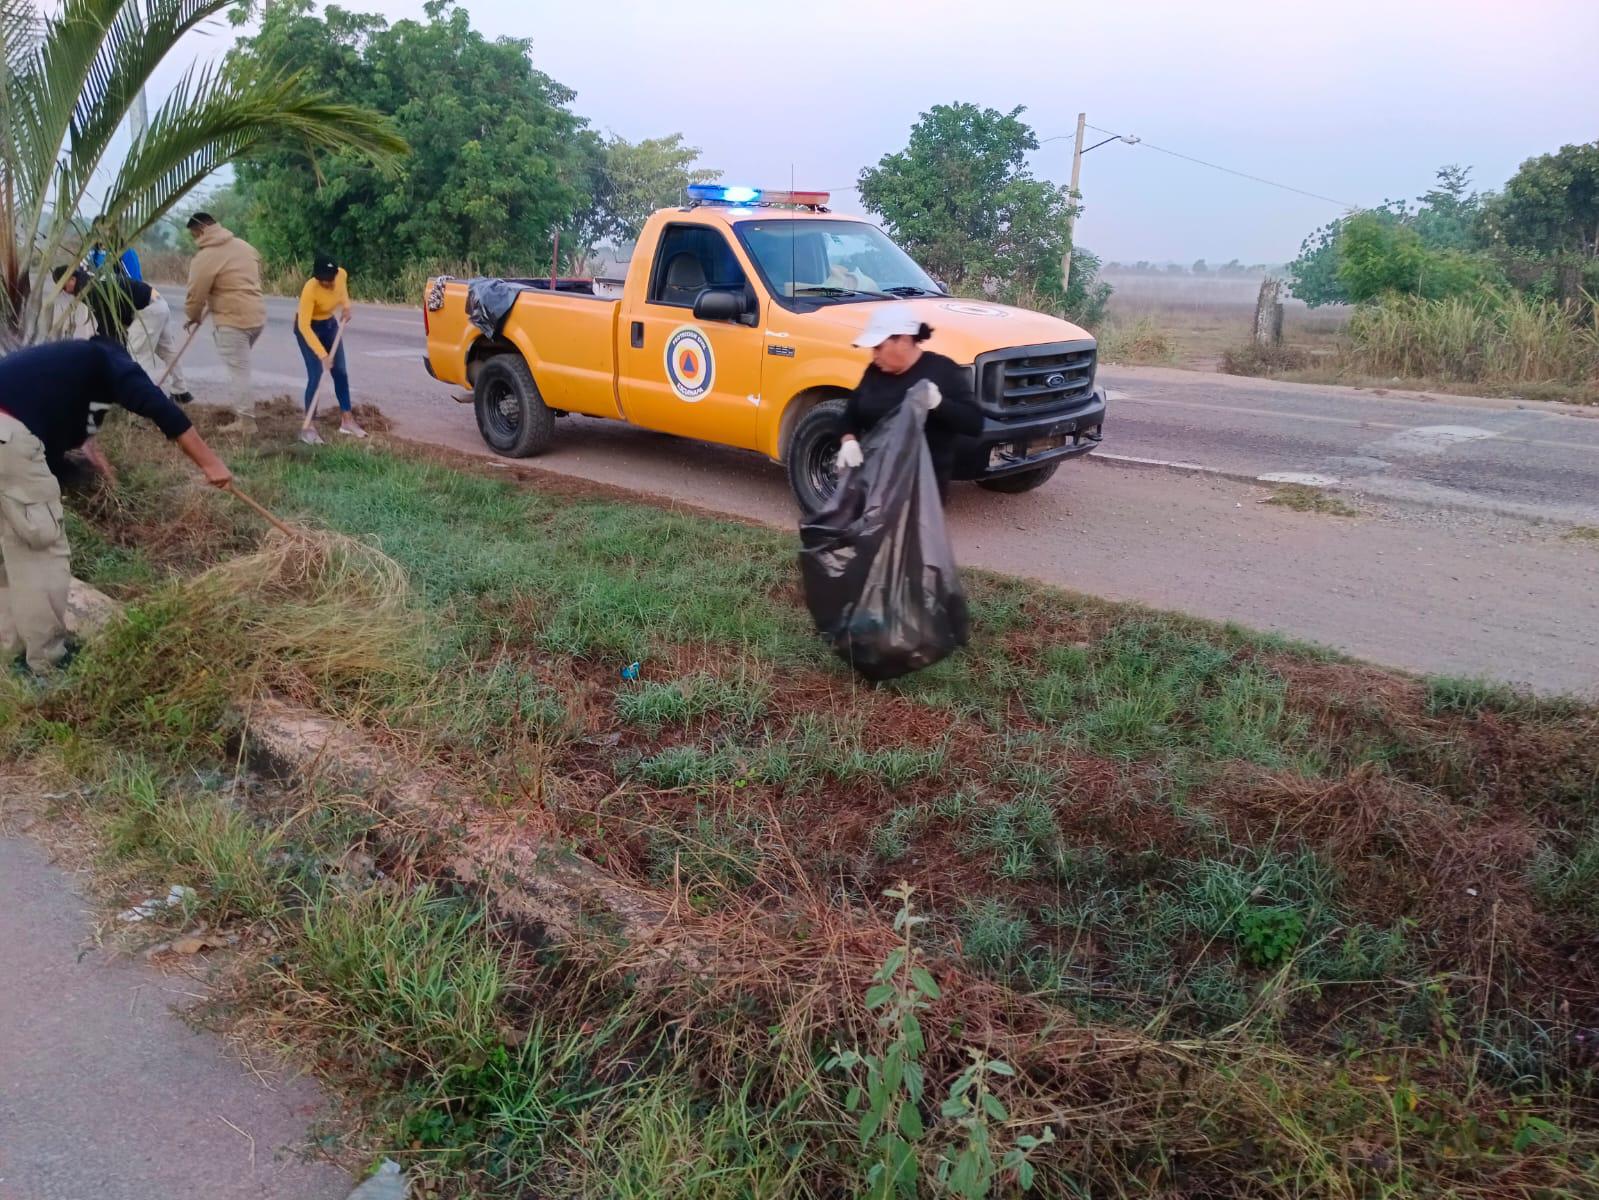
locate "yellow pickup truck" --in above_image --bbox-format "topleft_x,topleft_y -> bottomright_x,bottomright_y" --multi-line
423,185 -> 1106,510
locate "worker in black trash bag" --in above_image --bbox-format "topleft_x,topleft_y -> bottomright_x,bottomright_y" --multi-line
836,308 -> 983,502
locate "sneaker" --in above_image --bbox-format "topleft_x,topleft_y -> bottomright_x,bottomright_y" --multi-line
170,391 -> 194,405
300,426 -> 325,446
338,420 -> 368,439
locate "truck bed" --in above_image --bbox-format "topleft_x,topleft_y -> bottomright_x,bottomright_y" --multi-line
424,276 -> 624,420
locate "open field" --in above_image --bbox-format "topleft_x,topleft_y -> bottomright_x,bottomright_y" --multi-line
1099,271 -> 1348,370
5,402 -> 1595,1197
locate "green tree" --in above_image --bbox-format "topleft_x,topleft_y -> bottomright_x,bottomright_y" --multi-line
1191,258 -> 1209,274
582,133 -> 717,248
1412,164 -> 1478,251
1335,211 -> 1494,303
856,102 -> 1110,323
229,0 -> 597,290
1482,141 -> 1599,259
1289,168 -> 1489,307
1289,207 -> 1399,307
0,0 -> 404,344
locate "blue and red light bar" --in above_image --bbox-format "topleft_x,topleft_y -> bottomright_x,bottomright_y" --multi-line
686,184 -> 830,208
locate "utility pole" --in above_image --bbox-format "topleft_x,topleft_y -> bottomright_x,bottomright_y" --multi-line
1061,111 -> 1086,297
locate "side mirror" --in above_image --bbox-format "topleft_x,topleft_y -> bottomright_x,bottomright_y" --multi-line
693,290 -> 745,323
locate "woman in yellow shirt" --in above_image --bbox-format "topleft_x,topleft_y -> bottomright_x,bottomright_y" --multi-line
295,255 -> 362,440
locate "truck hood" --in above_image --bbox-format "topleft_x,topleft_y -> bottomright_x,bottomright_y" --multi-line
788,298 -> 1093,364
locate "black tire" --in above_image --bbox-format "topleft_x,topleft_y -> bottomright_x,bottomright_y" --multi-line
474,355 -> 554,457
976,462 -> 1061,494
786,398 -> 850,514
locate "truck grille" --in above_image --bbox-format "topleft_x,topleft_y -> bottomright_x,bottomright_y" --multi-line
974,341 -> 1097,417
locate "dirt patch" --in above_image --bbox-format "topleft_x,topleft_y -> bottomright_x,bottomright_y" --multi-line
187,395 -> 395,441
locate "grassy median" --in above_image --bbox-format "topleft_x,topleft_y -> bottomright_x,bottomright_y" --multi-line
4,401 -> 1595,1198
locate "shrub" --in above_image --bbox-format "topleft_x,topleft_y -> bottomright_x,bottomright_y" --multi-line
1096,316 -> 1176,365
1220,342 -> 1311,376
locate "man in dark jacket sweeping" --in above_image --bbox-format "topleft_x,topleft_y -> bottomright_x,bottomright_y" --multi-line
0,338 -> 232,674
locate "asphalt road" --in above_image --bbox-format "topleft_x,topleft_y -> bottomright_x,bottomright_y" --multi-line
156,288 -> 1599,696
0,828 -> 349,1200
1104,365 -> 1599,526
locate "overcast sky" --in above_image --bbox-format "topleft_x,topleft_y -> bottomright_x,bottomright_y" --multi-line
165,0 -> 1598,263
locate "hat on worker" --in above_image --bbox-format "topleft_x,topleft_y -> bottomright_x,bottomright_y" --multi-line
852,306 -> 926,348
312,255 -> 338,281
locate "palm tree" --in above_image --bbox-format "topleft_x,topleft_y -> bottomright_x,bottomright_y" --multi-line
1,0 -> 407,346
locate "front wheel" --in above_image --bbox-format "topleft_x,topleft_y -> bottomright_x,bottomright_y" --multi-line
977,462 -> 1061,494
787,398 -> 850,513
474,355 -> 554,457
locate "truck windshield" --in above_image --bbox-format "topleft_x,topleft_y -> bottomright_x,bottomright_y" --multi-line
735,219 -> 943,305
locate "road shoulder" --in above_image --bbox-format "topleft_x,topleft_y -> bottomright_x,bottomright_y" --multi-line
0,790 -> 351,1200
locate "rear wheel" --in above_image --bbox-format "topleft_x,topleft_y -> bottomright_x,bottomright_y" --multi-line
474,355 -> 554,457
977,462 -> 1061,494
786,398 -> 849,514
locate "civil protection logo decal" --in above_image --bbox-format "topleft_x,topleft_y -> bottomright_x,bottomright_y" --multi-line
664,325 -> 714,401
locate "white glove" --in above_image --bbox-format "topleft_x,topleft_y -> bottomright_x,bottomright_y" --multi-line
837,438 -> 864,470
907,379 -> 942,411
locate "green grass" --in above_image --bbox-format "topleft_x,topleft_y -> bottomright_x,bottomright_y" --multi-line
254,448 -> 809,663
1560,524 -> 1599,543
959,898 -> 1032,971
869,803 -> 928,862
1025,621 -> 1321,770
616,671 -> 772,734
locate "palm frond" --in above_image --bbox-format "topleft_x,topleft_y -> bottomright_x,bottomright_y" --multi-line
0,0 -> 43,320
4,0 -> 409,342
106,62 -> 409,241
19,0 -> 232,234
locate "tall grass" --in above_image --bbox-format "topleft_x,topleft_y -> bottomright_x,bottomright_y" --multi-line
1095,315 -> 1177,365
1346,290 -> 1599,386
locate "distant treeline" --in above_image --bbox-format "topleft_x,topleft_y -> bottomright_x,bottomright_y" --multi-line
1103,260 -> 1285,277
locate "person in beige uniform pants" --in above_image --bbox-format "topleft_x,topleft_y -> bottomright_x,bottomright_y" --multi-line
183,211 -> 266,421
128,286 -> 193,403
0,339 -> 231,675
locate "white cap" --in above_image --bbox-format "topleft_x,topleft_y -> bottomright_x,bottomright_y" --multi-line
852,306 -> 924,348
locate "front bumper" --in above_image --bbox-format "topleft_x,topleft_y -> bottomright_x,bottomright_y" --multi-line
949,386 -> 1107,480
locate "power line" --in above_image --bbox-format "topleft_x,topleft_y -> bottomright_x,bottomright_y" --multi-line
1084,123 -> 1358,210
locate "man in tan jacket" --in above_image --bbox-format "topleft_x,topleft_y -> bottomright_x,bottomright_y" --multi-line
184,212 -> 266,421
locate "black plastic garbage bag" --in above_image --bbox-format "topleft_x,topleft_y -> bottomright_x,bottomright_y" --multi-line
464,277 -> 533,338
798,382 -> 970,681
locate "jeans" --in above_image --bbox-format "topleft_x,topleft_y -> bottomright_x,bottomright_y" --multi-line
212,323 -> 263,415
295,318 -> 351,413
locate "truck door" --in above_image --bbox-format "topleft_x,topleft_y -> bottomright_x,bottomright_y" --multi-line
618,223 -> 763,449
